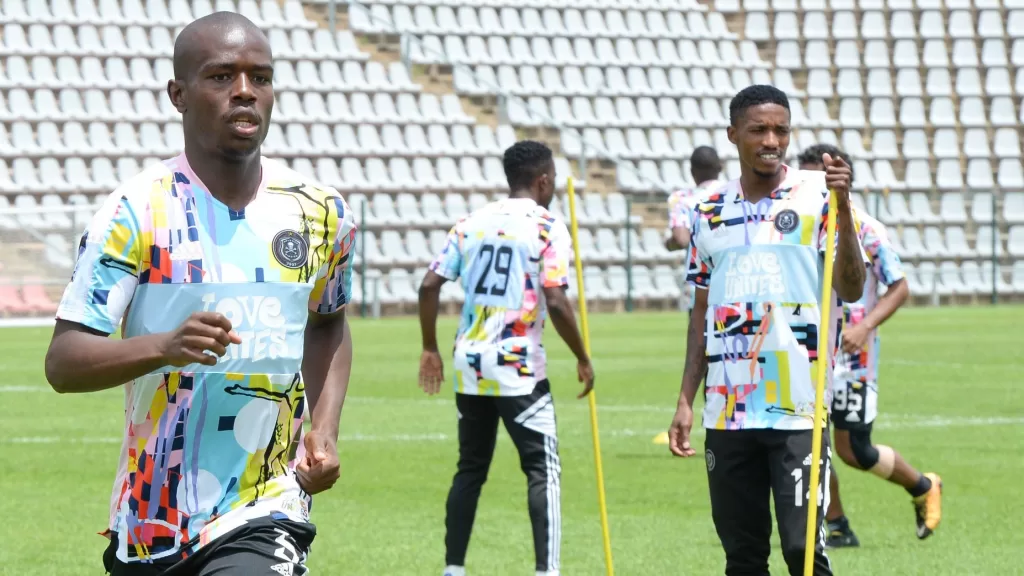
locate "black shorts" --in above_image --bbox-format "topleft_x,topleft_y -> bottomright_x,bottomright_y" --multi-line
705,428 -> 833,576
831,378 -> 877,431
102,517 -> 316,576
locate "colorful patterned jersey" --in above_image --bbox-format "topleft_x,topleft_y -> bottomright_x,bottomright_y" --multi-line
835,211 -> 905,385
686,166 -> 847,431
668,179 -> 725,232
56,154 -> 356,564
430,198 -> 571,397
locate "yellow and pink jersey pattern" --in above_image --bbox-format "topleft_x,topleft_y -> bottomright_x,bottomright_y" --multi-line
56,154 -> 356,564
430,198 -> 571,397
686,167 -> 852,431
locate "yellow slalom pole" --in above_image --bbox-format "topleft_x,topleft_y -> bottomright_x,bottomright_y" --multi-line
803,191 -> 839,576
566,176 -> 615,576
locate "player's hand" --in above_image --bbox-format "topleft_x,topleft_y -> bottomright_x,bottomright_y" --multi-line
841,322 -> 870,354
668,403 -> 697,458
576,359 -> 595,399
160,312 -> 242,367
296,430 -> 340,495
822,152 -> 852,208
419,349 -> 445,395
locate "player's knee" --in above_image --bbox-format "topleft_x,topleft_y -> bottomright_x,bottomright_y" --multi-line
848,429 -> 880,471
456,454 -> 494,477
781,540 -> 810,567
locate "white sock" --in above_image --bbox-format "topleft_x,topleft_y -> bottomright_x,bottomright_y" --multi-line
536,571 -> 560,576
443,566 -> 466,576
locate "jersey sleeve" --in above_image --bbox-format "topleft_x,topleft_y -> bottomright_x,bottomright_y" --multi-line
540,218 -> 571,288
667,191 -> 691,231
817,189 -> 870,264
860,218 -> 906,286
55,193 -> 144,335
308,195 -> 357,314
429,219 -> 464,282
685,208 -> 712,289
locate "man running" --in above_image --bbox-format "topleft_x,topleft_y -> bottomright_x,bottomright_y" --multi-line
668,85 -> 867,576
45,12 -> 355,575
798,144 -> 942,547
418,140 -> 594,576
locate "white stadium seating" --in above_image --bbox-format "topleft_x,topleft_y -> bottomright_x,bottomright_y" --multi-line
0,0 -> 1022,318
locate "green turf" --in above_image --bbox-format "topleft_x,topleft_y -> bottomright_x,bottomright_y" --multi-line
1,307 -> 1021,575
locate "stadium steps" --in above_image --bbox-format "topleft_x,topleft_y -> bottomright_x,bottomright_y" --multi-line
323,1 -> 630,199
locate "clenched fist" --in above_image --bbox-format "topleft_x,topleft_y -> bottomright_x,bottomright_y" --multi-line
159,312 -> 242,367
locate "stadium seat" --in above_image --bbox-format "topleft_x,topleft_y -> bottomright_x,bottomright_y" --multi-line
935,261 -> 971,297
1008,226 -> 1024,257
976,226 -> 1003,257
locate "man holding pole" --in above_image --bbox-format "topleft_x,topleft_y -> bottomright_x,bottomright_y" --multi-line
417,140 -> 595,576
667,85 -> 866,576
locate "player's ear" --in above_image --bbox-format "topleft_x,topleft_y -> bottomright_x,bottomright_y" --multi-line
167,79 -> 187,113
726,125 -> 737,145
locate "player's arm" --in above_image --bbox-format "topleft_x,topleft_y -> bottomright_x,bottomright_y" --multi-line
669,224 -> 710,458
44,193 -> 237,393
541,219 -> 594,397
302,309 -> 352,443
824,154 -> 866,303
669,285 -> 708,459
418,270 -> 447,356
678,288 -> 708,409
665,226 -> 690,252
46,315 -> 237,393
543,285 -> 594,398
298,201 -> 358,495
417,223 -> 461,395
863,278 -> 908,330
664,194 -> 690,252
842,222 -> 909,353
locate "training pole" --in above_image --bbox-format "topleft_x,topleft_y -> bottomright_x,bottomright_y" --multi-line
803,191 -> 839,576
566,176 -> 615,576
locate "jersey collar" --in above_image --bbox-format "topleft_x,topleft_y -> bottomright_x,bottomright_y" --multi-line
731,165 -> 798,204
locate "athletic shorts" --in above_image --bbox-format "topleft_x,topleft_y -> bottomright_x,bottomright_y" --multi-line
705,428 -> 833,575
831,378 -> 877,430
102,516 -> 316,576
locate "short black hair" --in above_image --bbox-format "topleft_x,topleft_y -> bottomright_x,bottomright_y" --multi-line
690,146 -> 721,173
729,84 -> 790,126
503,140 -> 553,192
797,143 -> 854,181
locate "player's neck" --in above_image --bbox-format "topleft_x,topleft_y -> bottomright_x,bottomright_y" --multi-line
739,169 -> 784,204
185,148 -> 263,212
693,173 -> 717,186
508,190 -> 536,203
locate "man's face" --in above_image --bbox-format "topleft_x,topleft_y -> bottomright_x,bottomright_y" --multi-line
536,160 -> 556,209
172,26 -> 274,162
727,103 -> 790,179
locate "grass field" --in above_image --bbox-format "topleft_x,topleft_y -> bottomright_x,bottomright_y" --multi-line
1,306 -> 1021,575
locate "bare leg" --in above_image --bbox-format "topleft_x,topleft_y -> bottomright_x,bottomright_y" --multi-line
889,453 -> 926,490
826,460 -> 845,522
824,430 -> 859,547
